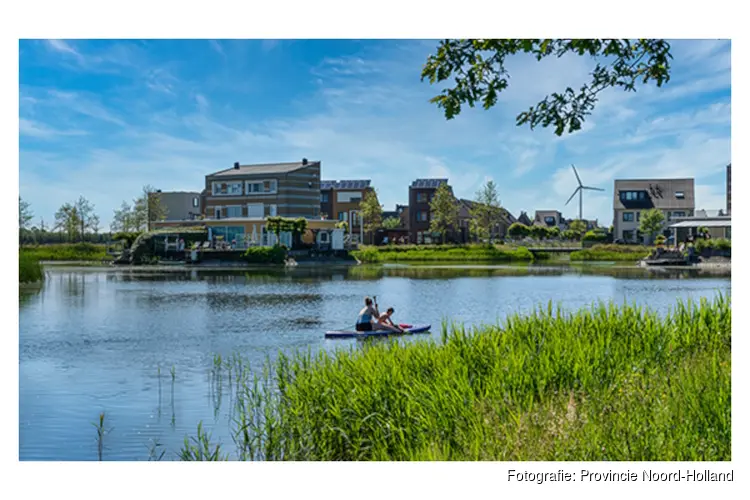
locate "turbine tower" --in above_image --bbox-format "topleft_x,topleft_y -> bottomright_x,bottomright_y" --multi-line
565,164 -> 604,221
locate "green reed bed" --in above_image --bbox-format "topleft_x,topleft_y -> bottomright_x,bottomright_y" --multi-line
570,244 -> 651,262
352,244 -> 535,263
21,243 -> 111,262
185,295 -> 730,461
19,251 -> 44,284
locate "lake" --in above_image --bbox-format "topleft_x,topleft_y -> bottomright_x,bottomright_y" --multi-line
19,263 -> 730,460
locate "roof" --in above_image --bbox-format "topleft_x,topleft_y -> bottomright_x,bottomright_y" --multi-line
209,160 -> 320,177
614,178 -> 694,210
320,179 -> 371,190
670,219 -> 731,228
411,178 -> 448,189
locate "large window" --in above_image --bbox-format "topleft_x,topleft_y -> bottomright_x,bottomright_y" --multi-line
622,212 -> 634,222
544,216 -> 556,225
264,204 -> 277,217
321,192 -> 329,203
212,182 -> 243,196
417,192 -> 428,203
246,179 -> 277,195
338,212 -> 348,221
417,210 -> 429,222
192,197 -> 199,207
620,191 -> 646,202
226,206 -> 242,218
247,203 -> 263,218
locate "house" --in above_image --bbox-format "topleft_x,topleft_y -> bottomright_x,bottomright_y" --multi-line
670,212 -> 731,242
726,163 -> 731,215
408,178 -> 459,244
516,211 -> 533,226
320,179 -> 376,244
153,191 -> 202,221
534,210 -> 566,230
458,199 -> 516,241
613,178 -> 695,244
153,159 -> 340,249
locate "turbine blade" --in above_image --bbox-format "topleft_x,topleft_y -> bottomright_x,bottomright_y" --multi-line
571,164 -> 582,186
582,186 -> 605,192
565,187 -> 580,206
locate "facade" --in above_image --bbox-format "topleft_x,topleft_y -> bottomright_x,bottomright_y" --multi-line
727,163 -> 731,215
408,178 -> 457,244
319,179 -> 375,244
613,178 -> 695,244
534,210 -> 566,230
155,191 -> 202,222
203,159 -> 322,221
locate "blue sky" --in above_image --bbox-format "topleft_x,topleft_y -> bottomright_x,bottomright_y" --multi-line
19,39 -> 730,229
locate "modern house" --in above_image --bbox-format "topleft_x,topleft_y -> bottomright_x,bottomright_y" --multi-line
726,163 -> 731,215
670,211 -> 731,242
153,159 -> 340,249
458,199 -> 516,241
154,191 -> 202,221
534,210 -> 566,230
376,204 -> 410,244
320,179 -> 376,244
613,178 -> 695,244
408,178 -> 458,244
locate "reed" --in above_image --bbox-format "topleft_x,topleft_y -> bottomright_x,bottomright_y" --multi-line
352,245 -> 535,263
19,251 -> 44,283
183,295 -> 730,461
21,243 -> 111,262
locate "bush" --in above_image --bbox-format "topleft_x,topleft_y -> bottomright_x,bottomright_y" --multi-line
19,251 -> 44,283
582,230 -> 608,242
112,231 -> 143,247
508,223 -> 530,239
654,235 -> 666,245
243,245 -> 288,264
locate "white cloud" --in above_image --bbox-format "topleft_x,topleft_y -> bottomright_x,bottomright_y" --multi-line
19,118 -> 87,139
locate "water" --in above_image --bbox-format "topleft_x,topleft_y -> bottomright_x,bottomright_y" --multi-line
19,263 -> 730,461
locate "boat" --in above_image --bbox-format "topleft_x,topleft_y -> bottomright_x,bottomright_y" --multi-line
325,323 -> 431,339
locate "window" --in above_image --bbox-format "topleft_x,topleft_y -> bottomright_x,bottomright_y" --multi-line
620,191 -> 646,202
264,204 -> 277,217
246,179 -> 278,195
247,203 -> 263,218
338,212 -> 348,222
622,230 -> 635,241
192,197 -> 199,208
417,210 -> 429,222
226,206 -> 242,218
321,192 -> 329,203
214,207 -> 222,219
622,212 -> 634,222
417,192 -> 428,203
636,211 -> 640,222
544,216 -> 556,225
212,182 -> 243,196
672,211 -> 686,218
675,191 -> 685,199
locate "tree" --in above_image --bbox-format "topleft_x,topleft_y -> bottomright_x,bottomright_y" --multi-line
639,209 -> 665,244
111,201 -> 136,233
75,196 -> 100,242
54,203 -> 81,242
508,222 -> 530,240
359,190 -> 383,244
429,184 -> 459,244
382,216 -> 401,230
133,185 -> 167,232
568,220 -> 588,240
421,39 -> 672,136
19,197 -> 33,230
469,180 -> 503,243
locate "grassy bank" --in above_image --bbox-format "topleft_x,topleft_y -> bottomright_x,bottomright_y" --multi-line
187,295 -> 730,461
352,244 -> 535,263
19,251 -> 44,283
570,244 -> 651,262
21,243 -> 111,262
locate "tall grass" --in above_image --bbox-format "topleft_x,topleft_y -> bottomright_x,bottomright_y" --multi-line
352,244 -> 535,263
19,251 -> 44,283
21,243 -> 110,262
189,295 -> 730,461
571,244 -> 651,262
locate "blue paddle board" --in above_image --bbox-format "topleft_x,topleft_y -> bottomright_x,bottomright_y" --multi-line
325,324 -> 431,339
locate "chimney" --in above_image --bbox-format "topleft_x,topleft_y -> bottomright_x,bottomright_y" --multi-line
302,158 -> 308,165
233,162 -> 240,169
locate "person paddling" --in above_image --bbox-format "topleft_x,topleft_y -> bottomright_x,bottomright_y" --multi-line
377,307 -> 405,333
355,296 -> 380,332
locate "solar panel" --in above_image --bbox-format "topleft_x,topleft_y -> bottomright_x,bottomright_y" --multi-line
411,178 -> 447,188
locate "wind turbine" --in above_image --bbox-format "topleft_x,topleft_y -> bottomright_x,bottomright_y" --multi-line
565,164 -> 604,221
